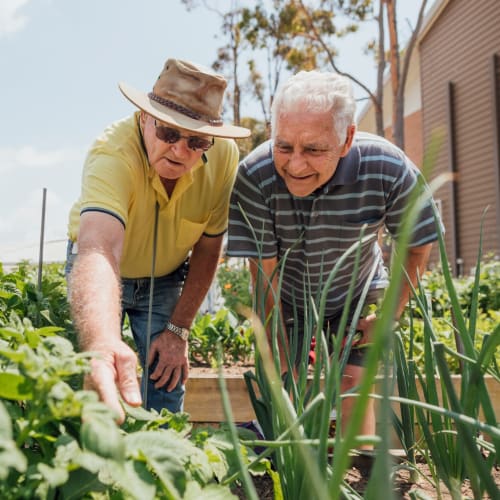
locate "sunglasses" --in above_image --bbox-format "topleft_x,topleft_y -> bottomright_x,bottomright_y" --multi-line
154,120 -> 214,152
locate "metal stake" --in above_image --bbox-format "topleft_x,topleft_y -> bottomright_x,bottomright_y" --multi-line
143,201 -> 159,408
37,188 -> 47,292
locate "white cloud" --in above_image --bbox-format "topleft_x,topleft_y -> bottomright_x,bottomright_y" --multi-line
0,0 -> 30,36
0,143 -> 84,250
0,145 -> 82,172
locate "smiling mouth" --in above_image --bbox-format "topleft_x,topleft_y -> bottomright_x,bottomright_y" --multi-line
288,173 -> 314,180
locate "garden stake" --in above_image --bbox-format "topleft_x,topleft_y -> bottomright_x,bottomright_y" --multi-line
144,201 -> 159,408
37,187 -> 47,292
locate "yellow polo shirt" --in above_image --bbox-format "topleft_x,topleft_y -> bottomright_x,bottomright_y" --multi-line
68,112 -> 240,278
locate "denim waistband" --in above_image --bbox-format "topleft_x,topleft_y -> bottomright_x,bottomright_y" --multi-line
121,259 -> 189,284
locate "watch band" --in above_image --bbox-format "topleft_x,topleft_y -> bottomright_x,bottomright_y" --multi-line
166,320 -> 189,341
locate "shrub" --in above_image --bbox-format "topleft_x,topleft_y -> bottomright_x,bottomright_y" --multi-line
190,308 -> 254,366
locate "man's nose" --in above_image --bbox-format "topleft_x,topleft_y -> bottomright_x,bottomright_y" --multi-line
287,150 -> 308,173
170,138 -> 192,157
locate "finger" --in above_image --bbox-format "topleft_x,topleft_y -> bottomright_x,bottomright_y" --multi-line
148,343 -> 158,367
114,351 -> 142,407
166,368 -> 181,392
150,360 -> 166,380
153,366 -> 175,389
87,358 -> 126,424
181,363 -> 189,385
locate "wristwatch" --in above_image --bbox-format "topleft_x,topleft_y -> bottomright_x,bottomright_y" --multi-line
166,321 -> 189,341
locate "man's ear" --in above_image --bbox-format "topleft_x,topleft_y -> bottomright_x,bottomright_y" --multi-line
340,125 -> 356,157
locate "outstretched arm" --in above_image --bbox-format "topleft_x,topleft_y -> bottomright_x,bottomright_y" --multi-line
69,211 -> 141,423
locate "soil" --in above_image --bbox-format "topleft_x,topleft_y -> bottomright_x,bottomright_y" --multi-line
231,459 -> 500,499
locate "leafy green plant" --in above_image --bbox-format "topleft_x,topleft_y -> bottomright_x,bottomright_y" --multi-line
0,318 -> 258,499
216,257 -> 252,317
418,253 -> 500,319
0,262 -> 76,345
190,308 -> 254,366
226,155 -> 500,499
391,213 -> 500,500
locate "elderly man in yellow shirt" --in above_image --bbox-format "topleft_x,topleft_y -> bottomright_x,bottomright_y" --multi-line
66,58 -> 249,423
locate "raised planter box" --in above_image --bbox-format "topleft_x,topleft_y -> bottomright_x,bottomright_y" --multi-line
185,372 -> 499,427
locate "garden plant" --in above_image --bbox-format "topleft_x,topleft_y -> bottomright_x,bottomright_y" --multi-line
0,198 -> 499,498
0,264 -> 268,499
220,166 -> 500,499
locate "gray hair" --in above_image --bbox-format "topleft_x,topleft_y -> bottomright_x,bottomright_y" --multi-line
271,70 -> 356,144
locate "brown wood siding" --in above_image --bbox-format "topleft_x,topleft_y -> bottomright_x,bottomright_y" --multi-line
420,0 -> 500,274
384,110 -> 423,168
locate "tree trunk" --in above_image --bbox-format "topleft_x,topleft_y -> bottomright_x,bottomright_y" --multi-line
385,0 -> 404,149
375,0 -> 386,137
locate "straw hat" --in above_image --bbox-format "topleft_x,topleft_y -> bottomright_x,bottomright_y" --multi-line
119,58 -> 250,138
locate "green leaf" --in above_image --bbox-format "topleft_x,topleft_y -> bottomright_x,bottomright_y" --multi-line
37,462 -> 69,487
59,467 -> 106,500
105,460 -> 157,500
0,327 -> 24,343
184,481 -> 236,500
0,372 -> 34,400
80,417 -> 125,461
0,402 -> 12,440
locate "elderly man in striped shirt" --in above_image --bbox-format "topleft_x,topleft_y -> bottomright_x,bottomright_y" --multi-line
227,69 -> 441,450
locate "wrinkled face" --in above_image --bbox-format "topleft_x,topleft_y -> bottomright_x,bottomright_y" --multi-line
140,113 -> 212,180
273,107 -> 354,197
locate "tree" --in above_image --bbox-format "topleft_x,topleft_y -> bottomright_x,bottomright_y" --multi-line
183,0 -> 429,151
384,0 -> 428,149
181,0 -> 247,126
291,0 -> 428,149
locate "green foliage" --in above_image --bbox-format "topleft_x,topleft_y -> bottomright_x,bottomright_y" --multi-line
399,312 -> 500,374
0,262 -> 76,345
418,253 -> 500,319
216,258 -> 253,315
0,318 -> 257,499
391,227 -> 500,499
239,174 -> 500,499
190,308 -> 254,367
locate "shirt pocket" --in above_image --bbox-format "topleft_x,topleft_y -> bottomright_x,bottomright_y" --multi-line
176,218 -> 209,252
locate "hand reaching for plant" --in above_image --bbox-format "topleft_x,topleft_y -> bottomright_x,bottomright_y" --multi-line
84,341 -> 142,424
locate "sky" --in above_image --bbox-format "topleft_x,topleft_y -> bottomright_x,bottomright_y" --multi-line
0,0 -> 427,262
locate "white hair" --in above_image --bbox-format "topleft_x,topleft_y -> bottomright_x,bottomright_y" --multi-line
271,70 -> 356,143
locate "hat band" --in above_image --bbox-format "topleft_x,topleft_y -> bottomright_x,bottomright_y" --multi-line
148,92 -> 223,126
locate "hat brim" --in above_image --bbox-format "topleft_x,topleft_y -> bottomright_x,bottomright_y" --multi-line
118,82 -> 251,139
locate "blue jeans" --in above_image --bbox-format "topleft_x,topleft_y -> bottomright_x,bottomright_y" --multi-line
121,273 -> 186,414
66,241 -> 187,414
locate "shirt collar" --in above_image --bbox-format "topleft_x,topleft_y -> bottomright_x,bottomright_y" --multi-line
320,142 -> 361,193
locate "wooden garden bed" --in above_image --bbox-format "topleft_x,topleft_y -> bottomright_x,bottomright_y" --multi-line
185,370 -> 499,428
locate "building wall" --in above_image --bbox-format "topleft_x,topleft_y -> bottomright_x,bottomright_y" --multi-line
420,0 -> 500,274
383,110 -> 423,168
357,50 -> 423,167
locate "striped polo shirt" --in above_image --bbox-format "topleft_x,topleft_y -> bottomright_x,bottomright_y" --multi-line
227,132 -> 441,317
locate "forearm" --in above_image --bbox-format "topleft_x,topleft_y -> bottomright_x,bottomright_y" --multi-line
70,250 -> 123,350
249,258 -> 288,367
169,235 -> 223,328
395,243 -> 433,319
